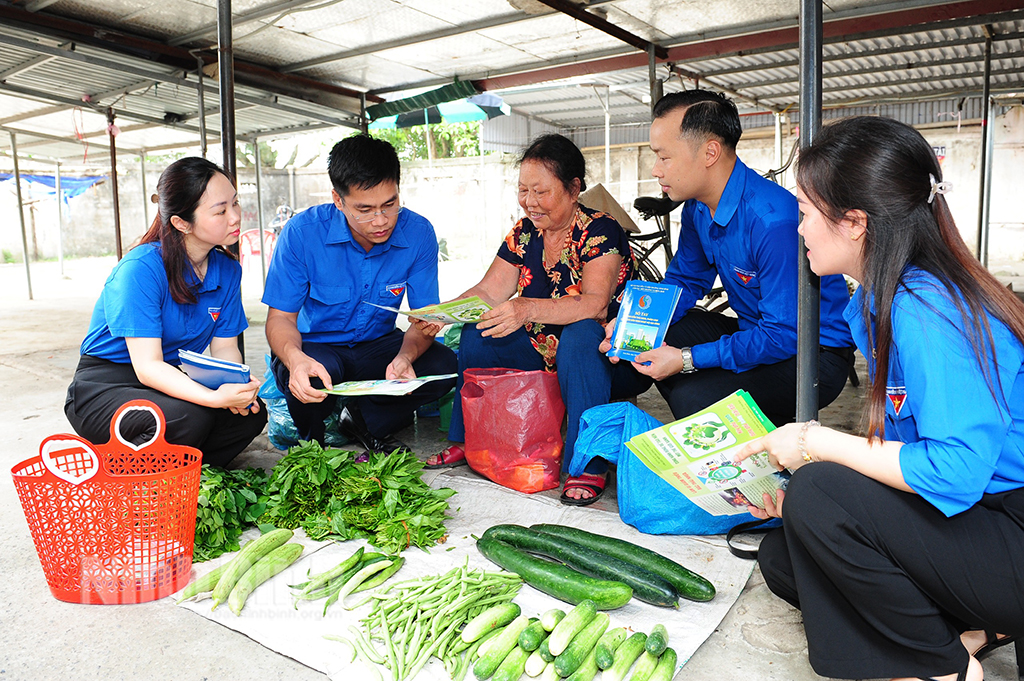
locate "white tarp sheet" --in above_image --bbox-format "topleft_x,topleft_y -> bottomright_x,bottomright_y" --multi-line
176,471 -> 756,680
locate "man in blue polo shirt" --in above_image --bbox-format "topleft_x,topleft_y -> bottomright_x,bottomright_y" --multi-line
567,90 -> 855,503
263,134 -> 457,453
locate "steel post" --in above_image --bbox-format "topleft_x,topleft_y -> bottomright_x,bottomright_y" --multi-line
140,152 -> 149,229
9,132 -> 33,299
254,135 -> 267,287
55,160 -> 65,276
218,0 -> 242,357
196,55 -> 208,158
796,0 -> 823,422
976,35 -> 993,265
107,108 -> 123,260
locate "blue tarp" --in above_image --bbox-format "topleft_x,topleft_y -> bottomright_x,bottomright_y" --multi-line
0,173 -> 106,204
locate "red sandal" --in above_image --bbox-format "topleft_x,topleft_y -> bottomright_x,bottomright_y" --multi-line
560,472 -> 607,507
425,444 -> 467,469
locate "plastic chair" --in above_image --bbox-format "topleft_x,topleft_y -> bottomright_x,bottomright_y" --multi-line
238,229 -> 277,273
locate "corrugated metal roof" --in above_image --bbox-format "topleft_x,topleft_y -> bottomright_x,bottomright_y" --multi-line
0,0 -> 1021,165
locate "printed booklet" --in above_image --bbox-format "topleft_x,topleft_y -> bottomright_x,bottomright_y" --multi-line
625,390 -> 788,516
364,296 -> 492,324
323,374 -> 457,397
177,349 -> 250,390
606,281 -> 682,362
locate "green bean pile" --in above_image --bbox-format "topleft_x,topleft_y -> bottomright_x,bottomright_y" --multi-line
354,564 -> 522,681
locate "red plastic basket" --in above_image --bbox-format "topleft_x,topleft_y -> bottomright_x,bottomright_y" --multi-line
11,400 -> 202,604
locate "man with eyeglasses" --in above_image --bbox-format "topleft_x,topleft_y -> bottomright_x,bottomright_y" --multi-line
262,134 -> 456,454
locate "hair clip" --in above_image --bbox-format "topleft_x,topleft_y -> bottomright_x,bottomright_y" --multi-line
928,174 -> 953,204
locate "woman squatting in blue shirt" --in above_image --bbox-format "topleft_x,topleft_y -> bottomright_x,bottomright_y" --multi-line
65,158 -> 266,467
735,117 -> 1024,681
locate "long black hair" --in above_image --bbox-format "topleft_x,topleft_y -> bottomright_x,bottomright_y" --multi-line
797,116 -> 1024,440
137,157 -> 234,305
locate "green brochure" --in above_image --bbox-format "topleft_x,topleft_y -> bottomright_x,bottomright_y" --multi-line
364,296 -> 492,324
626,390 -> 789,515
323,374 -> 457,397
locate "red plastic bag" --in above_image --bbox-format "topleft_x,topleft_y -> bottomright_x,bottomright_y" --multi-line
462,368 -> 565,493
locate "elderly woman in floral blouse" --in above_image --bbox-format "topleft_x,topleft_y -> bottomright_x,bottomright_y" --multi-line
426,134 -> 647,505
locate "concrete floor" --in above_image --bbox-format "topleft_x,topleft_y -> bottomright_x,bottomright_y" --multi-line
1,257 -> 1019,681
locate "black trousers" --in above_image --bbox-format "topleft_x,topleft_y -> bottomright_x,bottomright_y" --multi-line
657,309 -> 851,426
270,328 -> 457,444
759,462 -> 1024,680
64,355 -> 268,468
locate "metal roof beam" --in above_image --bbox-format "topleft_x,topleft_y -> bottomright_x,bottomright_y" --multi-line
473,0 -> 1024,91
0,32 -> 358,129
168,0 -> 328,47
280,0 -> 621,74
530,0 -> 667,59
0,124 -> 144,156
0,4 -> 377,107
0,52 -> 59,81
727,52 -> 1021,91
689,30 -> 1024,78
0,82 -> 206,135
0,32 -> 194,91
758,65 -> 1023,99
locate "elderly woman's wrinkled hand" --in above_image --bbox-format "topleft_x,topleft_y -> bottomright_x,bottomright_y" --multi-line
477,298 -> 535,338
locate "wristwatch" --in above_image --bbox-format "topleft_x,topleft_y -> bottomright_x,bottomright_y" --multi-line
680,347 -> 697,374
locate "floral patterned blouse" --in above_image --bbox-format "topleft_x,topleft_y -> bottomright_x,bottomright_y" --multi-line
496,204 -> 637,370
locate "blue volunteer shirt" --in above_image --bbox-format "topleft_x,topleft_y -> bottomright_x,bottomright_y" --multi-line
262,203 -> 440,345
80,242 -> 248,364
846,269 -> 1024,517
663,158 -> 854,372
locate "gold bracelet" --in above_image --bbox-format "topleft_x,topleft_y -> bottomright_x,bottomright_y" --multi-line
798,420 -> 820,463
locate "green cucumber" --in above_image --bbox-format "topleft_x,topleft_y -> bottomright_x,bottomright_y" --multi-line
476,538 -> 632,610
648,648 -> 677,681
473,614 -> 531,680
539,608 -> 565,632
557,610 -> 602,675
626,651 -> 660,681
565,643 -> 600,681
604,632 -> 647,681
210,528 -> 293,610
547,599 -> 597,657
537,637 -> 555,663
349,556 -> 404,594
227,542 -> 304,615
492,645 -> 530,681
176,560 -> 233,603
595,627 -> 628,670
645,624 -> 668,656
554,612 -> 609,677
530,524 -> 716,602
463,603 -> 522,643
297,546 -> 363,593
518,619 -> 547,652
483,525 -> 677,607
525,649 -> 548,677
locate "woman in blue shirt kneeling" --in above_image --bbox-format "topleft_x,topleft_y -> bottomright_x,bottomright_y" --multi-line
65,157 -> 266,467
736,117 -> 1023,681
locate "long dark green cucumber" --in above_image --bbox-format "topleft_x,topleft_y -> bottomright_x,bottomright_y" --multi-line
530,524 -> 715,602
483,525 -> 677,607
476,537 -> 632,610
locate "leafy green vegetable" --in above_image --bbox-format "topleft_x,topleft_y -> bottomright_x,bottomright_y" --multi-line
259,440 -> 456,554
193,464 -> 269,562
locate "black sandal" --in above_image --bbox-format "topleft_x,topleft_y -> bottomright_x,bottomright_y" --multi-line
973,629 -> 1017,661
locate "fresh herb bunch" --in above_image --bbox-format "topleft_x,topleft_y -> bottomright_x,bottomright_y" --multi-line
259,440 -> 456,553
193,464 -> 269,562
